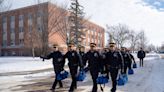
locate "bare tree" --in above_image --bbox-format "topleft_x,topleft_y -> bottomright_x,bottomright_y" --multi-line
147,44 -> 156,52
137,30 -> 148,50
0,0 -> 11,12
160,43 -> 164,52
24,13 -> 40,57
106,23 -> 130,48
128,30 -> 140,52
27,0 -> 69,56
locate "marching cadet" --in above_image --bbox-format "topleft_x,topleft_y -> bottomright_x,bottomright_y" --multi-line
78,45 -> 89,72
64,43 -> 83,92
120,47 -> 130,74
105,42 -> 123,92
126,48 -> 136,70
78,45 -> 85,57
83,43 -> 101,92
40,44 -> 64,91
101,48 -> 109,74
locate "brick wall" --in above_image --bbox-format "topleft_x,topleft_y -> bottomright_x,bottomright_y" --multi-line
0,2 -> 105,56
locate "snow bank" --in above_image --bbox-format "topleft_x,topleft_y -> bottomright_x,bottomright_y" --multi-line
0,53 -> 161,73
0,57 -> 53,73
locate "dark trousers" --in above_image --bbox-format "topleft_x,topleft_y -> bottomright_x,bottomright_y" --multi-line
110,68 -> 119,92
90,69 -> 98,92
128,61 -> 132,70
52,79 -> 63,89
52,69 -> 63,90
69,66 -> 78,92
124,62 -> 132,74
123,63 -> 128,74
139,58 -> 144,67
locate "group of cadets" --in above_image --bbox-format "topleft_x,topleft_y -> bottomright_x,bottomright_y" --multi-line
40,41 -> 137,92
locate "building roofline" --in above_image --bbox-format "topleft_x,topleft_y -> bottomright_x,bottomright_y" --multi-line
0,1 -> 104,31
0,2 -> 50,14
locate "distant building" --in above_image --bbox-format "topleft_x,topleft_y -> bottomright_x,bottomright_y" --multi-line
0,2 -> 105,56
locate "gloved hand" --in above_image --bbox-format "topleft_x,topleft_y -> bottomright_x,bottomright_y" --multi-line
40,56 -> 45,61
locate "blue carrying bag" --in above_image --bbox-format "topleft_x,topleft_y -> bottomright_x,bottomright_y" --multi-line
122,74 -> 128,83
133,63 -> 137,68
117,74 -> 125,86
128,69 -> 134,75
96,74 -> 109,84
76,70 -> 86,81
56,70 -> 69,80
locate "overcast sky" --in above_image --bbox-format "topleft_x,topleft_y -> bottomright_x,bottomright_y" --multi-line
11,0 -> 164,46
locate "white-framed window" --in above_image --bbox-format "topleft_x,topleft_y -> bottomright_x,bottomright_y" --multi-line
2,40 -> 7,47
10,16 -> 15,33
10,28 -> 14,33
19,15 -> 23,21
19,15 -> 24,28
2,17 -> 7,35
28,13 -> 33,25
10,39 -> 15,46
38,26 -> 42,31
19,27 -> 23,33
2,16 -> 7,23
19,39 -> 24,46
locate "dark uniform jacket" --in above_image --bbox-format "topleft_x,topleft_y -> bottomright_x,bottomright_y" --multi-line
105,50 -> 123,69
121,51 -> 131,64
43,51 -> 65,73
84,50 -> 101,71
64,50 -> 83,67
137,50 -> 146,58
79,51 -> 85,57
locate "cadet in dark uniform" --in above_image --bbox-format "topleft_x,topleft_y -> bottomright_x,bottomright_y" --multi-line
126,48 -> 136,70
78,45 -> 85,57
101,48 -> 109,74
120,47 -> 131,74
137,48 -> 146,67
64,43 -> 83,92
78,46 -> 85,68
105,43 -> 123,92
40,44 -> 64,91
83,43 -> 101,92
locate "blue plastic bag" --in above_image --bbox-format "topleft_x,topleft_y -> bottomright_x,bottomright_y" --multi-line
128,69 -> 134,75
133,63 -> 137,68
76,70 -> 86,81
117,74 -> 125,86
122,74 -> 128,83
56,70 -> 69,80
96,74 -> 109,84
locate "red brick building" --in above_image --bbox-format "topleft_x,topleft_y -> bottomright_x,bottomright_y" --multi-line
0,2 -> 105,56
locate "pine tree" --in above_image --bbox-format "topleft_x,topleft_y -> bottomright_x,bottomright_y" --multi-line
68,0 -> 85,47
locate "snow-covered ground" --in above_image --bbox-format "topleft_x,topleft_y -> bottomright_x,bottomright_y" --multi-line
0,57 -> 53,73
0,53 -> 164,92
